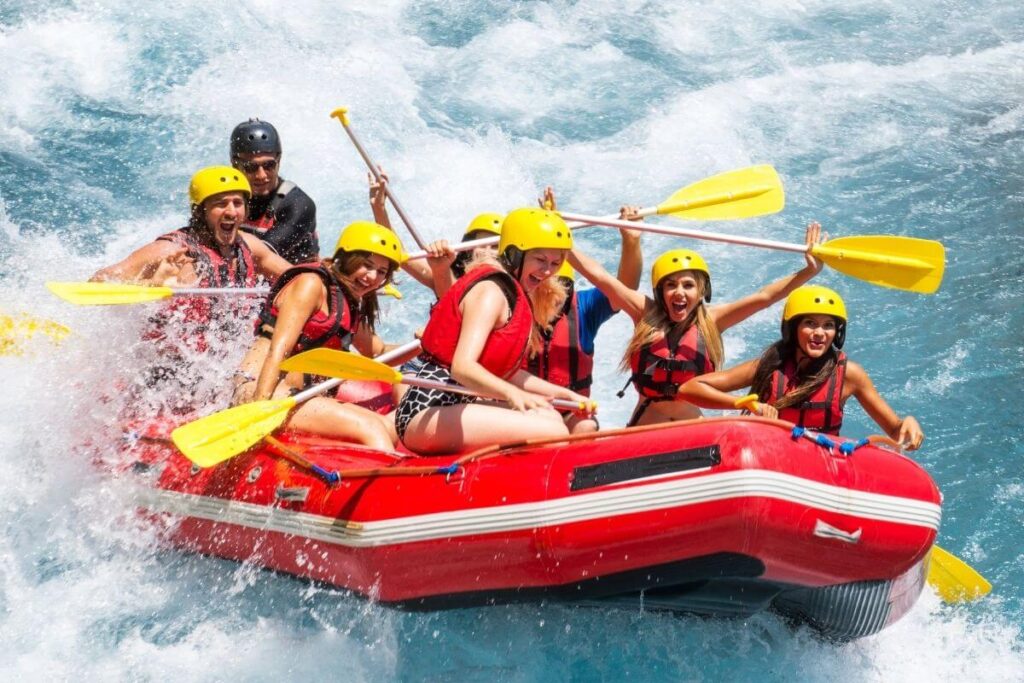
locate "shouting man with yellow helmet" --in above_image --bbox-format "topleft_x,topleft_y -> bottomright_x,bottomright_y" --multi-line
568,222 -> 826,427
90,165 -> 290,287
678,284 -> 925,450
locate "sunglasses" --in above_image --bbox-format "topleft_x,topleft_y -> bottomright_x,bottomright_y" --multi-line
239,159 -> 278,173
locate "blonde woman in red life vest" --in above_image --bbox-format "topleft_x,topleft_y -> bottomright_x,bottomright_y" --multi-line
678,285 -> 925,450
394,208 -> 592,455
232,222 -> 411,450
569,222 -> 824,427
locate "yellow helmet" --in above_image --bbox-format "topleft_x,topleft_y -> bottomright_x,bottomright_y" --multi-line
189,166 -> 251,206
498,208 -> 573,255
651,249 -> 711,302
464,212 -> 504,238
781,285 -> 847,349
782,285 -> 847,322
556,260 -> 575,281
334,221 -> 407,266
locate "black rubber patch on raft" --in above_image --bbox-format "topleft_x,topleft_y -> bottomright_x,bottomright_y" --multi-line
570,445 -> 721,491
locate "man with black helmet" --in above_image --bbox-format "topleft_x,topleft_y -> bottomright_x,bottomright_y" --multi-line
230,118 -> 320,264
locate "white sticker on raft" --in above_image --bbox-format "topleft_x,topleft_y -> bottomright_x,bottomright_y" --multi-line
814,519 -> 863,544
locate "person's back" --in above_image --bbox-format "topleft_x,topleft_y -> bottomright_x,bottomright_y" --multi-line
231,118 -> 319,263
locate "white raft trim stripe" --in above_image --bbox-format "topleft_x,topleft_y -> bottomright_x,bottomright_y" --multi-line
138,468 -> 941,549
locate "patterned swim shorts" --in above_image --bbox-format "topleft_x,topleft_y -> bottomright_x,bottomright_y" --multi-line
394,357 -> 477,442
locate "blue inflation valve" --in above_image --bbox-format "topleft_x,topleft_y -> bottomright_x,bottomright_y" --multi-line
312,465 -> 341,485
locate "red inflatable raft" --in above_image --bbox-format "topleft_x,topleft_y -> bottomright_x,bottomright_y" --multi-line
124,417 -> 941,641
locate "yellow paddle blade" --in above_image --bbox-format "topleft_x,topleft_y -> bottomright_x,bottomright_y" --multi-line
0,314 -> 71,356
280,348 -> 404,384
171,397 -> 297,468
927,545 -> 992,603
46,281 -> 174,305
812,235 -> 945,294
382,283 -> 403,299
656,165 -> 784,221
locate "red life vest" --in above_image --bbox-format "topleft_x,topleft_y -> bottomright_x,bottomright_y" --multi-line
524,294 -> 593,395
147,228 -> 259,353
156,227 -> 258,288
256,264 -> 355,353
420,265 -> 532,379
626,325 -> 715,400
765,352 -> 847,435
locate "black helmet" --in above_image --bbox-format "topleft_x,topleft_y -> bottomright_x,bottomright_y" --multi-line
230,118 -> 282,159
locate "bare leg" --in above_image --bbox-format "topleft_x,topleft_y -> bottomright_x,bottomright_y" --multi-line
565,412 -> 598,434
402,403 -> 569,455
285,396 -> 395,451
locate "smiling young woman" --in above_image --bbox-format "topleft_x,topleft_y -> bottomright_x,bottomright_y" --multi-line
569,222 -> 825,427
394,208 -> 591,455
232,221 -> 409,449
677,285 -> 924,449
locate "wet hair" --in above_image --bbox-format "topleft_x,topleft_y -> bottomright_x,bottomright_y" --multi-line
619,270 -> 723,373
321,248 -> 398,333
750,319 -> 840,410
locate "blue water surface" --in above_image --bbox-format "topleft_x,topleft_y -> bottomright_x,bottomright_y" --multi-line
1,1 -> 1022,680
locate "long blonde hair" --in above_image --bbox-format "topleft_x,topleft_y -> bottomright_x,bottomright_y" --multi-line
619,271 -> 724,371
462,251 -> 567,354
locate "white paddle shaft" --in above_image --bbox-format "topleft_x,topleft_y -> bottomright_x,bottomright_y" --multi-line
403,210 -> 637,261
292,339 -> 422,404
558,212 -> 808,255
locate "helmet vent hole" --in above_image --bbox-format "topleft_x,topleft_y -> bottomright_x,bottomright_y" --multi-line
219,176 -> 226,182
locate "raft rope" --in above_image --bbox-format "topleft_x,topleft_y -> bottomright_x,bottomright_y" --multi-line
790,426 -> 885,456
137,416 -> 905,486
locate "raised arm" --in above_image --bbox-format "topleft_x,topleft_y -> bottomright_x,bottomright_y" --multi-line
615,207 -> 644,291
368,170 -> 435,289
568,247 -> 647,322
712,222 -> 823,332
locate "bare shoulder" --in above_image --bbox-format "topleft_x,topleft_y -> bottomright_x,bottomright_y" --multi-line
843,358 -> 870,386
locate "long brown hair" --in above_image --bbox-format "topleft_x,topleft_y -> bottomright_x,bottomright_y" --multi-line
619,271 -> 723,372
322,249 -> 398,333
750,320 -> 840,409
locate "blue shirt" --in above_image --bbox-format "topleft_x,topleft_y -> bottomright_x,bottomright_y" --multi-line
575,287 -> 617,355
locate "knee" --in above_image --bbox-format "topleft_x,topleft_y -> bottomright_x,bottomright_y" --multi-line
570,418 -> 598,435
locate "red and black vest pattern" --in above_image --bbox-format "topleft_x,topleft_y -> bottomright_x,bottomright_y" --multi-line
156,227 -> 258,288
524,294 -> 593,395
628,325 -> 715,400
256,264 -> 355,354
420,265 -> 532,379
765,352 -> 847,435
148,228 -> 259,353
